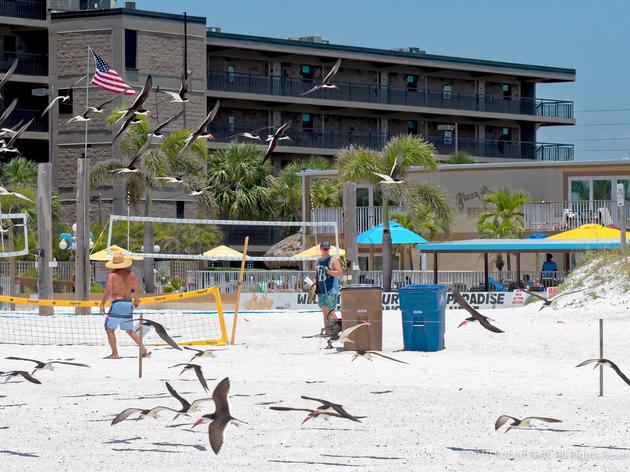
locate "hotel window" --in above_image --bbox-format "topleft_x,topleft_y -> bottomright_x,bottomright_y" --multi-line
301,65 -> 313,81
502,83 -> 512,98
125,29 -> 137,69
302,113 -> 313,131
228,115 -> 235,132
227,65 -> 235,82
443,130 -> 453,145
406,74 -> 418,90
176,201 -> 185,219
501,127 -> 512,140
407,120 -> 418,135
443,84 -> 453,99
569,178 -> 613,201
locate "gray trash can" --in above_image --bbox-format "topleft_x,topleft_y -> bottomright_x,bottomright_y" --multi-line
341,285 -> 382,351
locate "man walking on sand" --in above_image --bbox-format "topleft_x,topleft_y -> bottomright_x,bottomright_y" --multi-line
100,251 -> 147,359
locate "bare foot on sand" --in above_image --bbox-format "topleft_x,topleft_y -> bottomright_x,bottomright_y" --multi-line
103,354 -> 120,359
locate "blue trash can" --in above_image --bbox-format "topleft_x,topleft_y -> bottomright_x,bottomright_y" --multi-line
398,284 -> 447,352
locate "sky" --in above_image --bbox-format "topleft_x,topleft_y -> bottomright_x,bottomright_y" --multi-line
134,0 -> 630,162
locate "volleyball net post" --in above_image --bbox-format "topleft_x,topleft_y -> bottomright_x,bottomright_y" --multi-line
230,236 -> 249,345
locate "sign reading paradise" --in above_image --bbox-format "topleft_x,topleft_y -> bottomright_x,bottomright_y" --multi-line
240,290 -> 533,312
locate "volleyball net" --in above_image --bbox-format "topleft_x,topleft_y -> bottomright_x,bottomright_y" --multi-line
0,288 -> 228,346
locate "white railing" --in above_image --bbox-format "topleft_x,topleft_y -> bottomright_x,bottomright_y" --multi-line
524,200 -> 629,231
190,269 -> 567,293
312,206 -> 406,234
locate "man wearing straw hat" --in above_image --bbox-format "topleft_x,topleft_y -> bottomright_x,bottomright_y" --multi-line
100,251 -> 146,359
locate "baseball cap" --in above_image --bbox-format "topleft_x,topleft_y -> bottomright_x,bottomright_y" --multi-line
320,241 -> 331,250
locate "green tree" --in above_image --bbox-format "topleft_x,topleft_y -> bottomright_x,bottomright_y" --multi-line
337,135 -> 452,290
206,143 -> 274,220
477,186 -> 530,271
90,108 -> 211,292
448,152 -> 476,164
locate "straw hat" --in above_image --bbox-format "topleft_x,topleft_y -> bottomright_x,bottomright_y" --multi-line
105,251 -> 133,270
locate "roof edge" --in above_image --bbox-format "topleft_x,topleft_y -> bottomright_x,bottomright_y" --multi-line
51,8 -> 206,24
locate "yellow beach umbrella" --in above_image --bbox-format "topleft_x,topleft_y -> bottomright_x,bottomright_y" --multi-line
294,244 -> 345,258
202,245 -> 245,259
548,224 -> 628,240
90,245 -> 143,261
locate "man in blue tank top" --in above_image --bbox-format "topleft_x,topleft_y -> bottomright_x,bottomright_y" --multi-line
315,241 -> 342,333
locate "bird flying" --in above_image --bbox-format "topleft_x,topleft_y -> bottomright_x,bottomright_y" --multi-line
522,288 -> 585,310
452,288 -> 504,333
169,363 -> 209,392
262,120 -> 292,164
115,75 -> 152,125
111,406 -> 179,425
176,100 -> 220,160
0,186 -> 32,203
373,149 -> 404,184
163,74 -> 189,103
301,58 -> 342,96
183,346 -> 222,362
4,357 -> 89,375
40,75 -> 87,117
132,318 -> 181,350
0,370 -> 41,384
165,381 -> 214,421
0,118 -> 33,156
300,395 -> 364,423
0,99 -> 17,129
0,58 -> 18,102
495,415 -> 561,433
576,358 -> 630,386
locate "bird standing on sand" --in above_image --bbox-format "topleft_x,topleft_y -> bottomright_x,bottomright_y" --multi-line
193,377 -> 247,455
4,357 -> 89,375
301,58 -> 342,96
576,358 -> 630,386
372,149 -> 404,184
452,288 -> 504,333
495,415 -> 561,433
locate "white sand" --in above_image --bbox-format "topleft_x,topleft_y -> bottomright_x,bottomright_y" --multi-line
2,298 -> 630,472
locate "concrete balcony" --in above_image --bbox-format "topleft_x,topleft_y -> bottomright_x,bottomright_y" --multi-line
524,200 -> 630,231
0,52 -> 48,77
0,0 -> 46,21
428,136 -> 574,161
2,107 -> 49,133
207,69 -> 574,120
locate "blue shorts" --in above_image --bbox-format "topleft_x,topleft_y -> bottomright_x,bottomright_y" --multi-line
104,300 -> 134,331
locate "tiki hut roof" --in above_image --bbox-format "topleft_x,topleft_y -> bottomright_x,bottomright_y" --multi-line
263,232 -> 303,269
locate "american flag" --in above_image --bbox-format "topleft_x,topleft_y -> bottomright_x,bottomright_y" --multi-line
90,50 -> 136,96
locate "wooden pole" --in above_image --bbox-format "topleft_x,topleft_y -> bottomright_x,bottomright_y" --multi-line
599,318 -> 603,397
138,313 -> 144,379
343,182 -> 359,284
230,236 -> 249,345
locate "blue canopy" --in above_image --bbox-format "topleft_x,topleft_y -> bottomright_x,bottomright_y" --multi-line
416,238 -> 624,253
526,232 -> 548,239
357,221 -> 428,245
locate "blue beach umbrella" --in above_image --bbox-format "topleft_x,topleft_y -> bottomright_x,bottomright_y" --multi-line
526,232 -> 548,239
356,221 -> 428,245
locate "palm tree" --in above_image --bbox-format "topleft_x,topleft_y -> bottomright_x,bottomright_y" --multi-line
90,109 -> 211,292
310,178 -> 341,209
206,142 -> 274,220
337,134 -> 451,291
477,186 -> 529,271
448,152 -> 476,164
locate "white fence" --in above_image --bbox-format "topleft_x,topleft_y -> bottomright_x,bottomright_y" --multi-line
524,200 -> 629,231
312,206 -> 405,234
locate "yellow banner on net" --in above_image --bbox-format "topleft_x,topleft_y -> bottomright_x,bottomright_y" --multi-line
0,287 -> 219,308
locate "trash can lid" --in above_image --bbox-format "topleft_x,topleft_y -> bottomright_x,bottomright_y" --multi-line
398,284 -> 447,291
341,284 -> 382,291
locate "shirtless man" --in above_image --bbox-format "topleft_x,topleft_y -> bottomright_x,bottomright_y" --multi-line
99,251 -> 146,359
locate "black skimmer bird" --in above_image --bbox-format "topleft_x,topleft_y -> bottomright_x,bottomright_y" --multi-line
0,118 -> 33,157
112,115 -> 144,143
115,75 -> 153,125
40,75 -> 87,117
156,174 -> 188,184
261,120 -> 292,164
86,96 -> 116,114
301,58 -> 341,96
0,58 -> 18,102
300,396 -> 364,422
0,185 -> 33,203
133,318 -> 181,350
183,346 -> 222,362
175,100 -> 220,160
65,109 -> 93,125
326,320 -> 370,349
5,357 -> 89,375
0,99 -> 17,129
227,125 -> 274,142
163,74 -> 189,103
0,370 -> 41,384
495,415 -> 561,433
576,358 -> 630,386
522,288 -> 584,310
111,405 -> 180,425
147,110 -> 184,140
330,350 -> 409,364
452,288 -> 504,333
169,363 -> 209,392
165,381 -> 213,421
189,186 -> 211,196
270,406 -> 363,425
373,149 -> 404,184
192,377 -> 246,454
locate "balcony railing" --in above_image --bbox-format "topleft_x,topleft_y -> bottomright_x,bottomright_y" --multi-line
0,0 -> 46,20
311,206 -> 405,234
524,200 -> 630,231
210,123 -> 573,160
0,107 -> 48,132
207,69 -> 574,119
0,53 -> 48,76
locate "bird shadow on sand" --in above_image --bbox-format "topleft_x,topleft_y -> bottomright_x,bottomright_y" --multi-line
0,450 -> 39,458
528,427 -> 582,433
572,444 -> 630,451
304,380 -> 326,384
369,390 -> 393,395
303,427 -> 365,432
151,442 -> 206,452
256,400 -> 283,406
85,417 -> 116,423
0,403 -> 27,408
61,393 -> 119,398
0,427 -> 8,430
104,437 -> 143,445
111,447 -> 182,454
233,393 -> 265,398
447,447 -> 497,456
321,454 -> 404,461
268,459 -> 361,467
116,393 -> 173,401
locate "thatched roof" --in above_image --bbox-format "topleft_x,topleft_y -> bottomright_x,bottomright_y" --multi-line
263,232 -> 303,269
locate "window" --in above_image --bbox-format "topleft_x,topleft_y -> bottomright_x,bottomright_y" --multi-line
443,130 -> 453,144
356,187 -> 370,206
570,180 -> 590,201
501,83 -> 512,98
406,74 -> 418,90
407,120 -> 418,134
593,179 -> 612,201
302,113 -> 313,130
301,65 -> 313,80
619,179 -> 630,201
125,29 -> 137,69
442,84 -> 453,99
58,88 -> 73,115
4,36 -> 16,54
501,127 -> 512,139
176,201 -> 185,219
228,115 -> 235,132
227,65 -> 235,82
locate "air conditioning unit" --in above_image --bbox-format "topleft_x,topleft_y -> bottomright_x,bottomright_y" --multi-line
80,0 -> 116,10
208,26 -> 222,33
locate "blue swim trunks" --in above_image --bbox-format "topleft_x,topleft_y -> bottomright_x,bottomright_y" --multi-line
104,300 -> 134,331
